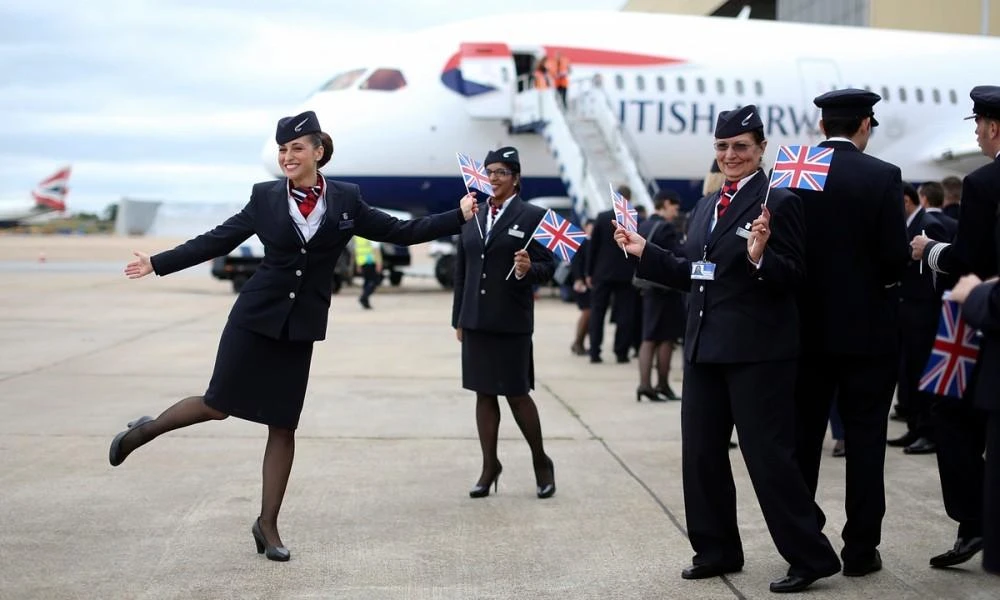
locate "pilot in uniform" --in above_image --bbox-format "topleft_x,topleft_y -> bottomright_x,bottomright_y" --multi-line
108,111 -> 474,561
586,206 -> 639,364
618,106 -> 841,594
912,85 -> 1000,571
791,89 -> 909,577
452,147 -> 557,499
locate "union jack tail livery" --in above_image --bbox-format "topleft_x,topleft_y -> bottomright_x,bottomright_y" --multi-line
456,153 -> 494,198
32,166 -> 71,212
610,183 -> 637,233
531,209 -> 587,262
769,145 -> 834,192
918,298 -> 981,398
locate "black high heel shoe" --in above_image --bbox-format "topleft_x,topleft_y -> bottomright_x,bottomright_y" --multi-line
655,384 -> 680,401
252,517 -> 290,562
536,456 -> 556,499
636,386 -> 666,402
469,462 -> 503,498
108,415 -> 153,467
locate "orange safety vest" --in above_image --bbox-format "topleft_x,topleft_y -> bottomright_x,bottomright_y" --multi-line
555,56 -> 570,88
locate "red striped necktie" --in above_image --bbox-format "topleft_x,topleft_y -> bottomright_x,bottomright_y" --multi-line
717,181 -> 738,218
290,175 -> 322,218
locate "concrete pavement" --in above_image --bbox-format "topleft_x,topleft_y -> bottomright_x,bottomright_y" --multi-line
0,246 -> 996,599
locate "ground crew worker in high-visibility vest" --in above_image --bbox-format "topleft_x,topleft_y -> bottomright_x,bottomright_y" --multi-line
354,236 -> 382,309
555,53 -> 570,106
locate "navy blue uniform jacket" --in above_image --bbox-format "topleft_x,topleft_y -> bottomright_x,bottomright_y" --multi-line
451,197 -> 555,334
635,169 -> 805,363
793,140 -> 909,356
151,179 -> 465,341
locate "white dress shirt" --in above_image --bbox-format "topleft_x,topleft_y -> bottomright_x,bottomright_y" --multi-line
287,175 -> 327,243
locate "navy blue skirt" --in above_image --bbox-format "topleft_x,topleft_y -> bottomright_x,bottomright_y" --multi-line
461,329 -> 534,396
204,321 -> 314,429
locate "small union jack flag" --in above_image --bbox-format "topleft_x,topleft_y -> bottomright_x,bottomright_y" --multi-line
918,298 -> 981,398
610,184 -> 637,232
456,153 -> 494,198
531,209 -> 587,262
769,145 -> 834,191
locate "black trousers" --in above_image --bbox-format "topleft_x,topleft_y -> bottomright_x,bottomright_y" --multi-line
898,300 -> 940,439
588,281 -> 636,361
932,396 -> 986,540
795,352 -> 897,564
683,359 -> 839,576
359,264 -> 379,303
985,412 -> 1000,573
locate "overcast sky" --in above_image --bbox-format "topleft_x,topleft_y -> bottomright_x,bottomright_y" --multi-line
0,0 -> 622,213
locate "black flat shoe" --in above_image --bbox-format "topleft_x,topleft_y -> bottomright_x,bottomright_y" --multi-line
252,518 -> 290,562
887,431 -> 918,447
108,416 -> 153,467
930,536 -> 983,568
536,456 -> 556,499
903,437 -> 937,455
769,574 -> 821,593
469,462 -> 502,498
680,562 -> 742,580
636,386 -> 666,402
843,550 -> 882,576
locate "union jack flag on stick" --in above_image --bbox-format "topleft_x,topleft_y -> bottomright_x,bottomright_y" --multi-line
761,145 -> 835,207
918,297 -> 981,399
456,152 -> 494,198
610,183 -> 637,257
505,210 -> 586,280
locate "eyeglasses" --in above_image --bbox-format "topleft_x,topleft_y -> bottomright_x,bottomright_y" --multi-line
485,168 -> 513,178
713,141 -> 757,154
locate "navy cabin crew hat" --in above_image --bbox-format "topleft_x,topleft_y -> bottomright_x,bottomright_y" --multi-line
483,146 -> 521,173
714,105 -> 763,139
966,85 -> 1000,120
275,110 -> 322,144
813,88 -> 881,127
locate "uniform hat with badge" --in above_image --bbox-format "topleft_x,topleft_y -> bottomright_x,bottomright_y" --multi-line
483,146 -> 521,173
813,88 -> 881,127
714,105 -> 764,138
275,110 -> 323,144
965,85 -> 1000,120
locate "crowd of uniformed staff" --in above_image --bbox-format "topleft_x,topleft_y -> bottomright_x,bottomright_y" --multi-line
102,76 -> 1000,595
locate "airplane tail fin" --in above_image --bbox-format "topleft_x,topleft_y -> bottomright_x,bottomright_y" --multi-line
31,166 -> 70,212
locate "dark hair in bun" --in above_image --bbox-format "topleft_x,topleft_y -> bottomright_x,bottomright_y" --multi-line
311,132 -> 334,168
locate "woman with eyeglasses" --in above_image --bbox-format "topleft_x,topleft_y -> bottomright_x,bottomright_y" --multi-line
108,110 -> 477,562
613,105 -> 841,594
451,146 -> 557,499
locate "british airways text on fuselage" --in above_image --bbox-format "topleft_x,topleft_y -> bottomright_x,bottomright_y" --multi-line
617,100 -> 820,137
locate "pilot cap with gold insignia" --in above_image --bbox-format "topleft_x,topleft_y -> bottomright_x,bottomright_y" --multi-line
276,110 -> 322,144
966,85 -> 1000,120
484,146 -> 520,172
714,105 -> 763,139
813,88 -> 881,127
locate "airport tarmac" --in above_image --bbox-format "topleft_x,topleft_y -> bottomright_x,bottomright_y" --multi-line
0,235 -> 997,600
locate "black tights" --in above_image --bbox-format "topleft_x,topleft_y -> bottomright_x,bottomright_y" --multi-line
118,396 -> 295,546
638,340 -> 674,390
475,393 -> 552,488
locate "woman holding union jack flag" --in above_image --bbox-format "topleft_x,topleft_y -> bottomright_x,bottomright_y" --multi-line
451,146 -> 558,500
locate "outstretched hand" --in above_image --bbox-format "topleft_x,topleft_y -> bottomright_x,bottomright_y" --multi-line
124,251 -> 153,279
611,221 -> 646,257
459,192 -> 479,222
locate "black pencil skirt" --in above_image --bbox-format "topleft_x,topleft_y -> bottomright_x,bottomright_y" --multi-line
461,329 -> 534,396
642,290 -> 686,342
203,321 -> 314,429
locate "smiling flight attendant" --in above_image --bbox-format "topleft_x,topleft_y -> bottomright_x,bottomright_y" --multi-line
452,146 -> 557,499
108,111 -> 477,561
613,106 -> 841,594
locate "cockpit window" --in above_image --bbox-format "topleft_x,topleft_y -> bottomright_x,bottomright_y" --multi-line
319,68 -> 366,92
360,68 -> 407,91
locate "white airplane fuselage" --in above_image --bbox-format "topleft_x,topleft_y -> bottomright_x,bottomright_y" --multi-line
262,11 -> 997,214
